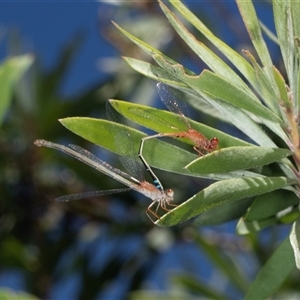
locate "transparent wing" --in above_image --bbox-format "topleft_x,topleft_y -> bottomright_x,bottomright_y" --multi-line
106,101 -> 145,182
156,82 -> 190,129
56,188 -> 131,202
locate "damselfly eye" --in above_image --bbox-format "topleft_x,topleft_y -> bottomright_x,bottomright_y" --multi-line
166,189 -> 174,198
211,137 -> 219,148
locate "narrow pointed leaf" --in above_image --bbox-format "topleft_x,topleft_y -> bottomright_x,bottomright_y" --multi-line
123,57 -> 281,147
186,146 -> 291,174
291,2 -> 300,43
273,1 -> 295,93
160,0 -> 252,96
123,56 -> 187,87
154,55 -> 281,124
59,117 -> 194,175
297,58 -> 300,113
109,99 -> 249,149
237,1 -> 274,73
207,96 -> 277,147
169,0 -> 257,89
157,176 -> 293,226
112,21 -> 194,76
243,50 -> 280,113
290,1 -> 300,114
124,57 -> 247,124
259,20 -> 279,45
153,54 -> 287,145
59,117 -> 261,181
273,66 -> 290,107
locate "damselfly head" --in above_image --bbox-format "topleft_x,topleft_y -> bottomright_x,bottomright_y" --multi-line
166,188 -> 174,200
209,137 -> 219,150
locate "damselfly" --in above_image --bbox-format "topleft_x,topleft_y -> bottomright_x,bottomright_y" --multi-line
34,116 -> 176,222
139,83 -> 219,158
136,83 -> 218,189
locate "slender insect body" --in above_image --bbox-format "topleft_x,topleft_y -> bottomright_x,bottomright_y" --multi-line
34,138 -> 176,223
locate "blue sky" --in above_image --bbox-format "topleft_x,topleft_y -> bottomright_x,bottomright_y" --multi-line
0,1 -> 276,97
0,2 -> 117,96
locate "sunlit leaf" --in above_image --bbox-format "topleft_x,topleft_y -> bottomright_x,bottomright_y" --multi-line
273,1 -> 295,95
160,0 -> 252,96
60,117 -> 195,176
0,289 -> 39,300
155,57 -> 281,124
157,176 -> 294,227
0,54 -> 33,124
109,99 -> 249,149
169,0 -> 257,89
186,146 -> 291,174
237,0 -> 274,73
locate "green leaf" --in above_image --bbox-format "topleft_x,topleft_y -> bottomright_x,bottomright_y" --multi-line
153,55 -> 287,146
291,2 -> 300,45
237,217 -> 278,235
123,56 -> 187,87
112,20 -> 194,77
236,189 -> 300,234
279,208 -> 300,224
186,146 -> 291,174
245,190 -> 299,221
157,176 -> 293,227
160,0 -> 253,96
237,1 -> 274,72
109,100 -> 249,149
289,218 -> 300,269
289,1 -> 300,115
123,57 -> 282,148
0,289 -> 39,300
244,236 -> 295,300
0,54 -> 33,124
169,0 -> 257,91
59,116 -> 194,174
242,50 -> 280,114
297,58 -> 300,114
259,20 -> 279,45
0,236 -> 37,270
154,58 -> 280,124
123,57 -> 227,123
273,66 -> 290,107
124,57 -> 252,124
193,198 -> 253,226
59,117 -> 262,183
273,1 -> 295,97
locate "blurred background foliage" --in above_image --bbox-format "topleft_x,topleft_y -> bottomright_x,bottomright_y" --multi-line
0,1 -> 299,299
